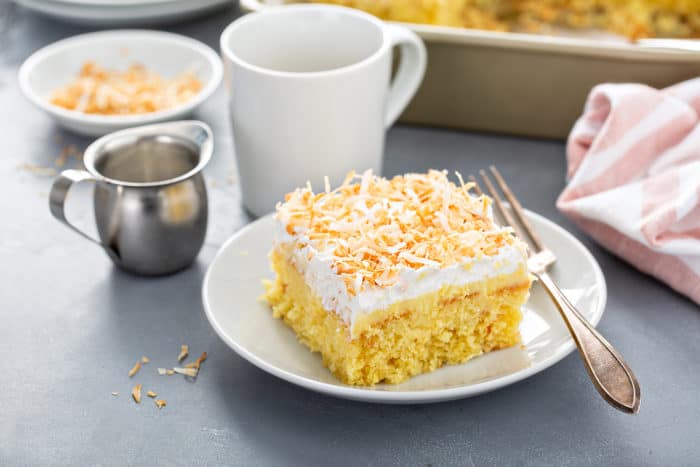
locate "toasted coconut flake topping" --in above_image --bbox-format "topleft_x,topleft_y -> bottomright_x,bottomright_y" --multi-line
128,360 -> 141,378
141,356 -> 150,364
177,345 -> 189,362
132,384 -> 142,404
157,368 -> 167,375
166,369 -> 175,376
276,170 -> 515,295
155,399 -> 167,409
111,392 -> 119,396
146,390 -> 157,398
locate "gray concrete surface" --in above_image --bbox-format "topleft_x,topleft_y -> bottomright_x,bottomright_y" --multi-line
1,2 -> 699,465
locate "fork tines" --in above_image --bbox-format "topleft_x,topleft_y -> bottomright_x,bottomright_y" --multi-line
471,166 -> 544,253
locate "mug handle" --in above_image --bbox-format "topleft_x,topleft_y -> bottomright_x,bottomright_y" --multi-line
49,169 -> 104,248
384,24 -> 427,128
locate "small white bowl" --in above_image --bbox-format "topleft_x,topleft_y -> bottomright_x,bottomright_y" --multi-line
19,30 -> 223,137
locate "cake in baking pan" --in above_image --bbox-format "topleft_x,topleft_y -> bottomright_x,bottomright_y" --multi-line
310,1 -> 700,39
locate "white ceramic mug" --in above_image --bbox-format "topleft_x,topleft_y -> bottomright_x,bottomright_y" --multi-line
220,5 -> 426,216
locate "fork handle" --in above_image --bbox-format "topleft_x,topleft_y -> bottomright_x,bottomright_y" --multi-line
536,271 -> 641,414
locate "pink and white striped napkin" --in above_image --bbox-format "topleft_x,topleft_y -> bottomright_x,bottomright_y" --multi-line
557,78 -> 700,305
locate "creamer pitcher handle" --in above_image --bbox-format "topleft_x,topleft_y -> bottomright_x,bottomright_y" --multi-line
49,169 -> 104,247
384,24 -> 427,128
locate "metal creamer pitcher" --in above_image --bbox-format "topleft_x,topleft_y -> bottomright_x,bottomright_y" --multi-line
49,121 -> 212,276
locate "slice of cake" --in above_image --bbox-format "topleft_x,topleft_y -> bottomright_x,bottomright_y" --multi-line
263,170 -> 532,386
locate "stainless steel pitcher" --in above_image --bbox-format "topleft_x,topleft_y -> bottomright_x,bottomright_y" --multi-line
49,121 -> 213,276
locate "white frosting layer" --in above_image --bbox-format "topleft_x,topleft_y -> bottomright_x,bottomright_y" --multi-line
274,219 -> 528,335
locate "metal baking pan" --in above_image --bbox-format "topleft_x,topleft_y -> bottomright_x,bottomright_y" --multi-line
241,0 -> 700,139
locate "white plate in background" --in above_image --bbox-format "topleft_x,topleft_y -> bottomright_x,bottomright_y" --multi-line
202,211 -> 607,404
18,30 -> 223,137
14,0 -> 231,26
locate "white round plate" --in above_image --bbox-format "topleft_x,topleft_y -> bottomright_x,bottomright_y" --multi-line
18,30 -> 223,137
203,211 -> 606,404
15,0 -> 230,27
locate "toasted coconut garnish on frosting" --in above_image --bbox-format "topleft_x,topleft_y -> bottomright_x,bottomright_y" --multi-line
276,170 -> 516,295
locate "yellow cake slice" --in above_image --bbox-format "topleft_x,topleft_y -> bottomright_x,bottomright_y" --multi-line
263,170 -> 532,386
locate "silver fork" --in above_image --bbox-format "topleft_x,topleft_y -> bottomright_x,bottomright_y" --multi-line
472,166 -> 641,414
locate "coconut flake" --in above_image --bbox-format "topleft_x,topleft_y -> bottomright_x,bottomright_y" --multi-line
173,367 -> 198,377
177,345 -> 189,362
128,360 -> 141,378
132,384 -> 142,403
